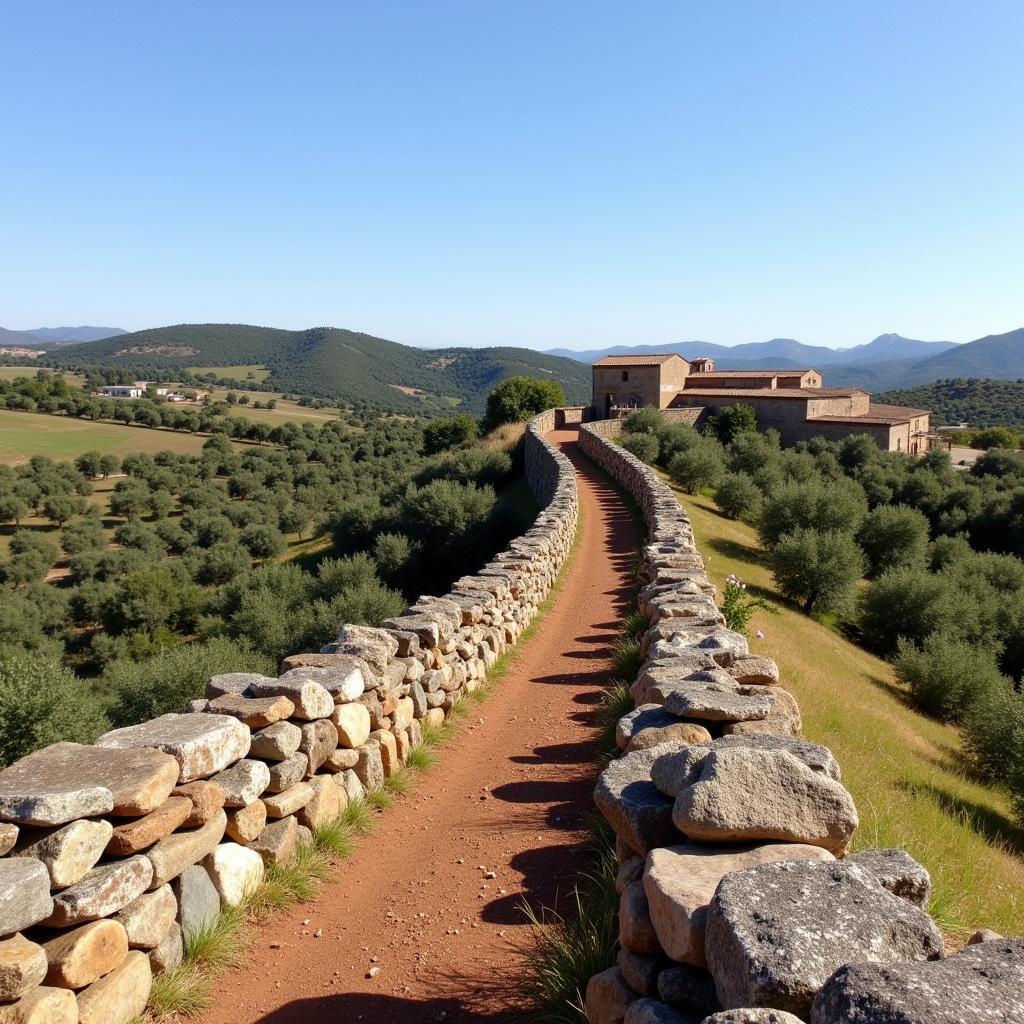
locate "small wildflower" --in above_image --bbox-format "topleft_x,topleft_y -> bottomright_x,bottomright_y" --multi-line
756,629 -> 765,639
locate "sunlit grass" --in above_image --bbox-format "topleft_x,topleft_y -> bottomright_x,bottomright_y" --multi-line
667,479 -> 1024,938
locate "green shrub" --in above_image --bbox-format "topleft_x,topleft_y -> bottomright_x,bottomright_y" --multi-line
482,376 -> 564,432
769,527 -> 864,613
708,403 -> 757,444
620,407 -> 663,436
619,432 -> 660,464
0,647 -> 107,766
759,478 -> 868,549
894,633 -> 1008,721
856,504 -> 930,578
962,682 -> 1024,787
422,415 -> 478,454
105,637 -> 275,728
715,473 -> 762,521
667,438 -> 725,493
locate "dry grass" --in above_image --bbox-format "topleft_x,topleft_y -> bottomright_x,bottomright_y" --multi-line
481,420 -> 527,452
667,479 -> 1024,938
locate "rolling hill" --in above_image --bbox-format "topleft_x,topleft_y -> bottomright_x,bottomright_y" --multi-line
49,324 -> 591,415
873,379 -> 1024,429
0,325 -> 125,346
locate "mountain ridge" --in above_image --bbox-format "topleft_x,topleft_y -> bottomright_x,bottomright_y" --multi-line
0,325 -> 126,346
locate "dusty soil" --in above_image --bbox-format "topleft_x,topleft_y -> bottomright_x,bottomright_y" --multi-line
196,429 -> 637,1024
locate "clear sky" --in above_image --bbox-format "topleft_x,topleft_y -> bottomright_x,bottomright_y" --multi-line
1,1 -> 1022,350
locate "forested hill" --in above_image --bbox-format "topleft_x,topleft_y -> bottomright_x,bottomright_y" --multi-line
874,378 -> 1024,429
50,324 -> 591,415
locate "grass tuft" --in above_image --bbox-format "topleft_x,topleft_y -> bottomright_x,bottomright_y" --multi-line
596,682 -> 635,757
312,816 -> 356,859
620,609 -> 651,643
364,786 -> 395,812
611,636 -> 642,681
407,741 -> 438,772
340,796 -> 375,836
244,843 -> 331,921
147,963 -> 212,1018
183,904 -> 248,972
383,767 -> 414,796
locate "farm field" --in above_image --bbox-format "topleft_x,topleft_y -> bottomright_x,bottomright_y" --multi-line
0,409 -> 217,465
0,365 -> 86,386
663,475 -> 1024,938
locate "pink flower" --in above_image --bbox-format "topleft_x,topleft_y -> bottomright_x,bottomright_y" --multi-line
755,629 -> 765,639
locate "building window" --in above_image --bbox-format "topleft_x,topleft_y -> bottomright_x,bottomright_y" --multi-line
622,370 -> 629,382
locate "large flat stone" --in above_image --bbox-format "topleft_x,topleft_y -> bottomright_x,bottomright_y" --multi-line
644,842 -> 835,966
13,819 -> 113,889
594,744 -> 681,856
705,860 -> 944,1018
248,677 -> 333,721
97,714 -> 251,783
262,782 -> 313,819
107,796 -> 193,855
75,948 -> 151,1024
40,919 -> 129,989
0,860 -> 53,935
0,743 -> 179,826
810,937 -> 1024,1023
278,665 -> 365,702
205,693 -> 295,729
663,688 -> 772,724
673,748 -> 858,856
0,934 -> 47,1001
846,848 -> 931,907
146,810 -> 227,889
617,706 -> 712,751
44,856 -> 152,927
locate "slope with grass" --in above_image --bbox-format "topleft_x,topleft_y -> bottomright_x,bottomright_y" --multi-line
663,478 -> 1024,937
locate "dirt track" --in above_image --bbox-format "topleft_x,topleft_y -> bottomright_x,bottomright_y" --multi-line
197,429 -> 637,1024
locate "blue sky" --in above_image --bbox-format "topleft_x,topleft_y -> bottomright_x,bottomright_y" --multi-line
1,1 -> 1021,349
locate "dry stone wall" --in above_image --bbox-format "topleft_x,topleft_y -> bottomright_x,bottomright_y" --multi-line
0,413 -> 577,1024
578,420 -> 1023,1024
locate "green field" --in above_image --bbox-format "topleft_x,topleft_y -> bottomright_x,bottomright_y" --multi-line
0,366 -> 86,386
186,364 -> 270,382
663,475 -> 1024,939
0,410 -> 216,465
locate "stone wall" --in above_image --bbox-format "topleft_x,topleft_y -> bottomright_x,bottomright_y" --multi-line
578,421 -> 1022,1024
0,413 -> 578,1024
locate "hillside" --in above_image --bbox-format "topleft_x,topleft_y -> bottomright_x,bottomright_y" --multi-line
0,325 -> 124,345
874,378 -> 1024,428
50,323 -> 591,415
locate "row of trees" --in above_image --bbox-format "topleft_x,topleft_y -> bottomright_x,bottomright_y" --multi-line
618,405 -> 1024,821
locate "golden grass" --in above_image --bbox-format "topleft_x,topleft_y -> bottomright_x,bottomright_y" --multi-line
666,482 -> 1024,938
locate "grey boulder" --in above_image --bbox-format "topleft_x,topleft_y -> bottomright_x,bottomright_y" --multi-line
594,744 -> 680,856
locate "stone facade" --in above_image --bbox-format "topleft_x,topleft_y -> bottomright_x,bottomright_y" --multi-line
0,412 -> 578,1022
578,419 -> 1019,1024
591,355 -> 931,453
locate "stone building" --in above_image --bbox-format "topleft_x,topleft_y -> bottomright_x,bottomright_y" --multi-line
592,353 -> 931,453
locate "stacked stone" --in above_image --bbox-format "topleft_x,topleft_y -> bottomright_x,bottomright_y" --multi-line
0,412 -> 578,1024
579,421 -> 1022,1024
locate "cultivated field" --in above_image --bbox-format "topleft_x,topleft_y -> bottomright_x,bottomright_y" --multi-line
186,363 -> 270,382
0,410 -> 215,465
0,366 -> 86,386
666,478 -> 1024,938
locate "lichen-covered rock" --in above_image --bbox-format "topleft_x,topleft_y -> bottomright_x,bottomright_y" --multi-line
586,966 -> 639,1024
663,687 -> 772,724
329,624 -> 399,675
173,780 -> 225,825
205,693 -> 295,729
616,706 -> 711,751
711,735 -> 840,781
846,848 -> 930,907
206,672 -> 272,698
248,721 -> 302,761
0,743 -> 179,826
725,656 -> 780,686
673,748 -> 858,856
13,819 -> 113,888
113,884 -> 177,950
298,775 -> 346,831
76,948 -> 151,1024
644,842 -> 835,966
723,688 -> 800,737
702,1011 -> 804,1023
248,816 -> 298,866
262,782 -> 313,818
705,860 -> 944,1017
809,937 -> 1024,1023
299,719 -> 338,774
226,799 -> 268,843
278,664 -> 365,702
266,752 -> 308,793
146,810 -> 227,888
594,744 -> 680,856
44,856 -> 153,927
40,919 -> 129,989
210,759 -> 271,808
172,865 -> 219,939
0,934 -> 47,1001
97,714 -> 250,783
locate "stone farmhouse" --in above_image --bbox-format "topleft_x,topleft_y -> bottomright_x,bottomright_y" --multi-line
592,353 -> 932,453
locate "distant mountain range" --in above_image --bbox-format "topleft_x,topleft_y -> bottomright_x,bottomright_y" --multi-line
47,323 -> 591,415
0,325 -> 126,346
547,329 -> 1024,391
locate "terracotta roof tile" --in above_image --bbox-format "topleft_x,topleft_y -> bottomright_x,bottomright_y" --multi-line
593,354 -> 686,366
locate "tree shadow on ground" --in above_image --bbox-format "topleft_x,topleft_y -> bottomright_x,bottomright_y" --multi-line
257,990 -> 516,1024
705,534 -> 766,566
898,778 -> 1024,856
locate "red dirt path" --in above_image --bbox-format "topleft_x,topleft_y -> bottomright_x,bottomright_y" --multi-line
197,430 -> 637,1024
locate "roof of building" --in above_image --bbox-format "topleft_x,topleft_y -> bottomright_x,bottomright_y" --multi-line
593,353 -> 686,367
808,402 -> 931,426
673,386 -> 862,400
688,369 -> 818,378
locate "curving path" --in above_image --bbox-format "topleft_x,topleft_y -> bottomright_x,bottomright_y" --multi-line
197,430 -> 638,1024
